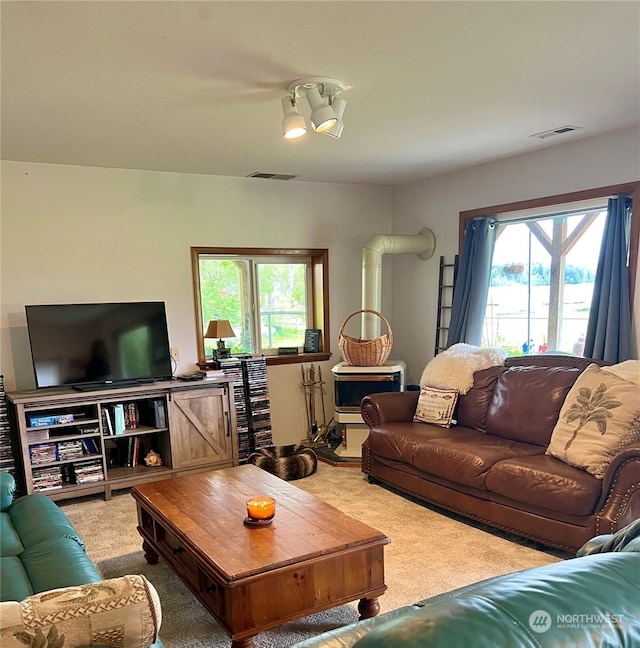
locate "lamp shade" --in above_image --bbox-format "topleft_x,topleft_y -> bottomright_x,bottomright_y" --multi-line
306,86 -> 337,133
281,97 -> 307,139
204,319 -> 236,339
324,96 -> 346,139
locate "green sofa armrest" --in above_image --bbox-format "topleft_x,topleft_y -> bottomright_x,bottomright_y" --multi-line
0,471 -> 16,512
0,575 -> 162,648
577,518 -> 640,556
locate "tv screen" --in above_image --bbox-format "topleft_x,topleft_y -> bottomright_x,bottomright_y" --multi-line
26,302 -> 173,389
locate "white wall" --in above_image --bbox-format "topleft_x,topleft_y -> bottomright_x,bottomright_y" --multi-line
390,126 -> 640,384
0,161 -> 392,445
3,127 -> 639,441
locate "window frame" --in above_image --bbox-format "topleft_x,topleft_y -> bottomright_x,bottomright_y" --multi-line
191,246 -> 331,366
459,181 -> 640,316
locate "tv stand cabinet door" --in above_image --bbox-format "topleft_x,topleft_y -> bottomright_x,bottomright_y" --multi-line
168,386 -> 237,471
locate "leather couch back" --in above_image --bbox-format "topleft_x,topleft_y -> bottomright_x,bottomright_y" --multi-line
485,365 -> 581,445
456,355 -> 605,446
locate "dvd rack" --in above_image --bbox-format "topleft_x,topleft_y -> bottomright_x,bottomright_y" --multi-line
0,375 -> 18,485
242,357 -> 273,454
216,359 -> 249,460
217,356 -> 273,462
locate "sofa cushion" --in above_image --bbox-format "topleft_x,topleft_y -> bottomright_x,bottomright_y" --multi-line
349,553 -> 640,648
485,455 -> 601,516
456,366 -> 506,432
9,493 -> 84,550
20,536 -> 102,595
411,431 -> 544,490
546,363 -> 640,479
0,557 -> 33,602
0,575 -> 162,648
367,422 -> 454,464
485,365 -> 581,446
413,386 -> 459,427
0,512 -> 24,557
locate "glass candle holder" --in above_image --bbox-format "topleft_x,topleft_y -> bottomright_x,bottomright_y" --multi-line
245,496 -> 276,524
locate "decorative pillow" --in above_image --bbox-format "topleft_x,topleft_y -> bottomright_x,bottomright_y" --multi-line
546,363 -> 640,479
0,575 -> 161,648
414,386 -> 459,427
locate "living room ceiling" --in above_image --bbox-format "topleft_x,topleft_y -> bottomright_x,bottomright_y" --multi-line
2,1 -> 639,186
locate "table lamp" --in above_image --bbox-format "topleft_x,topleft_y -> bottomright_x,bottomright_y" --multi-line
205,319 -> 236,360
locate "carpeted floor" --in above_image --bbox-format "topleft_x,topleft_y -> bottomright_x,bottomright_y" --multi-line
60,463 -> 569,647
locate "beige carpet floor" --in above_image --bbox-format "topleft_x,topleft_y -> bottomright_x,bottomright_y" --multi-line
60,463 -> 569,647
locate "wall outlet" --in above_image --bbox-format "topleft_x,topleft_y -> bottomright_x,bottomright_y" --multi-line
171,347 -> 180,361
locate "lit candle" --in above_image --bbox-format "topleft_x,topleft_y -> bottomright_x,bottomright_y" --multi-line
246,496 -> 276,521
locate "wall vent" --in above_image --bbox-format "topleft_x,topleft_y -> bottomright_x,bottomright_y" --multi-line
530,125 -> 582,140
247,172 -> 297,180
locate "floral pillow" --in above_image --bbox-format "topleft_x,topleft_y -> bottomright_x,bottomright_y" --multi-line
414,386 -> 459,428
546,363 -> 640,479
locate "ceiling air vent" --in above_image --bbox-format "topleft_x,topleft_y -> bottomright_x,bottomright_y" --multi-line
247,172 -> 297,180
530,125 -> 582,140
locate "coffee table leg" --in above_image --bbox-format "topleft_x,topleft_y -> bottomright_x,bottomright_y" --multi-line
231,637 -> 255,648
358,597 -> 380,619
142,539 -> 159,565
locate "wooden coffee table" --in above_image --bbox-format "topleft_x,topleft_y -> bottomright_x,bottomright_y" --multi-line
131,464 -> 389,648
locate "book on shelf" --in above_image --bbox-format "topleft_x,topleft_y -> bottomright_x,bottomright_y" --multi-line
102,408 -> 114,436
82,438 -> 100,455
113,404 -> 126,435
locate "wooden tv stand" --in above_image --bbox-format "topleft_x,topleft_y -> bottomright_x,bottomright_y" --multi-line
7,378 -> 238,501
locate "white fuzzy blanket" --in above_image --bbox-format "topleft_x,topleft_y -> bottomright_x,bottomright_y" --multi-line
420,343 -> 507,394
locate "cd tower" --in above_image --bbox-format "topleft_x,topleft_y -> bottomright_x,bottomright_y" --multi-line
216,357 -> 273,462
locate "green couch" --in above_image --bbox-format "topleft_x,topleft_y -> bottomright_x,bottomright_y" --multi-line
291,521 -> 640,648
0,471 -> 164,648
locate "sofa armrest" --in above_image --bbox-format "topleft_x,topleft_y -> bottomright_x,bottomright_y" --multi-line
594,442 -> 640,534
0,575 -> 162,648
361,392 -> 420,428
0,471 -> 16,512
578,518 -> 640,556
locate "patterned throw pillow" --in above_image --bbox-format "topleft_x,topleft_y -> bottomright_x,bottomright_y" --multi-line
414,386 -> 459,428
546,363 -> 640,479
0,575 -> 161,648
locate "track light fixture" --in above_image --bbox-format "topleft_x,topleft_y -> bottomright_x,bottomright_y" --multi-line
281,77 -> 349,140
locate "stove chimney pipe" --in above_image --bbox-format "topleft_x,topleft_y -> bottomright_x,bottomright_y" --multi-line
361,228 -> 436,339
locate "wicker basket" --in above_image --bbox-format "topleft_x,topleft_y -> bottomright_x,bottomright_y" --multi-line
338,309 -> 393,366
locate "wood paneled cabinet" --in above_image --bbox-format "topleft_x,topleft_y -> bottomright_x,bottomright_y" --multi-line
168,386 -> 238,470
7,379 -> 238,501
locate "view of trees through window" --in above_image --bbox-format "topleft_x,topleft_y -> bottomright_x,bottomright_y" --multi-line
198,255 -> 309,356
482,207 -> 607,356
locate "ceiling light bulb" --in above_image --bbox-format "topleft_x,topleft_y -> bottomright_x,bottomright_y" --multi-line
306,86 -> 337,133
324,96 -> 347,139
281,96 -> 307,139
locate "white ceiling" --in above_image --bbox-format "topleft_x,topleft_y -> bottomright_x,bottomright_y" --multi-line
2,1 -> 639,186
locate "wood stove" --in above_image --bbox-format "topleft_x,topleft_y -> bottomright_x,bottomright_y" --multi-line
331,361 -> 406,458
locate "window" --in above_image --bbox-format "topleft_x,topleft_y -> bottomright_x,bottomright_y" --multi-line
191,247 -> 330,365
483,206 -> 607,355
459,181 -> 639,357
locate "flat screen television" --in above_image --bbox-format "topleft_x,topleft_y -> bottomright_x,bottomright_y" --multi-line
25,302 -> 173,389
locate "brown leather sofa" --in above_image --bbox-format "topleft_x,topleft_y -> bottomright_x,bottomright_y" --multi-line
361,355 -> 640,552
